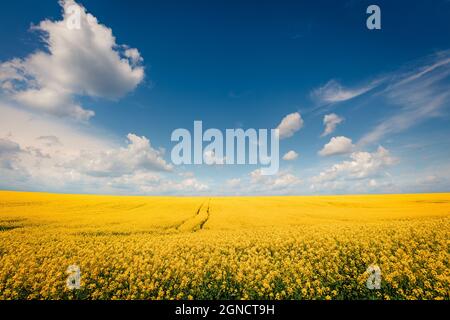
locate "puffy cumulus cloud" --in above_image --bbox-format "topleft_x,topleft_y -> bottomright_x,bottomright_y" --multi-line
107,172 -> 208,194
36,135 -> 62,147
318,136 -> 355,156
0,134 -> 61,190
124,48 -> 144,65
276,112 -> 303,139
0,137 -> 23,170
226,178 -> 241,187
311,79 -> 377,104
179,171 -> 195,178
271,173 -> 302,189
309,178 -> 396,194
170,178 -> 209,192
203,150 -> 225,165
0,102 -> 116,155
282,150 -> 299,161
247,169 -> 302,193
322,113 -> 344,136
417,175 -> 439,185
378,166 -> 450,194
312,146 -> 397,189
0,102 -> 213,194
0,0 -> 144,121
368,179 -> 378,187
410,171 -> 450,192
0,131 -> 208,195
67,133 -> 172,177
0,138 -> 22,155
218,169 -> 302,195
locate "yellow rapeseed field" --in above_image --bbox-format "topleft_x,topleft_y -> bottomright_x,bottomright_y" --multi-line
0,191 -> 448,300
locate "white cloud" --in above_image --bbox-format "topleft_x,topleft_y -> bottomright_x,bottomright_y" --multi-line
124,48 -> 144,65
311,79 -> 377,104
245,169 -> 302,193
394,56 -> 450,87
359,52 -> 450,146
0,102 -> 209,195
322,113 -> 344,136
36,135 -> 62,147
179,171 -> 194,178
271,173 -> 302,188
226,178 -> 241,187
0,130 -> 206,195
282,150 -> 299,161
0,138 -> 21,154
276,112 -> 303,139
109,173 -> 208,194
416,175 -> 440,185
172,178 -> 208,192
220,169 -> 302,195
0,102 -> 115,156
0,0 -> 144,121
0,2 -> 213,195
203,150 -> 225,165
311,52 -> 450,148
67,133 -> 172,177
318,136 -> 354,157
312,146 -> 397,188
0,137 -> 23,170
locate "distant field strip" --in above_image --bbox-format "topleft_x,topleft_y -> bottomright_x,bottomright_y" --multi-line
0,191 -> 448,299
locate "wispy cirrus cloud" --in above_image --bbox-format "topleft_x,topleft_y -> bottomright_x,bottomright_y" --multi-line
311,50 -> 450,147
311,79 -> 379,104
358,51 -> 450,146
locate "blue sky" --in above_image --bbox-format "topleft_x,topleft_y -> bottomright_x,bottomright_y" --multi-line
0,0 -> 449,195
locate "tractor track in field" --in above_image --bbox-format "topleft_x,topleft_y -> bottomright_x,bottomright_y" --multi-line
198,199 -> 211,230
175,199 -> 211,232
174,201 -> 205,230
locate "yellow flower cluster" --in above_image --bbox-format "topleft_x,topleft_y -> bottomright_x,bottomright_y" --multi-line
0,191 -> 448,300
